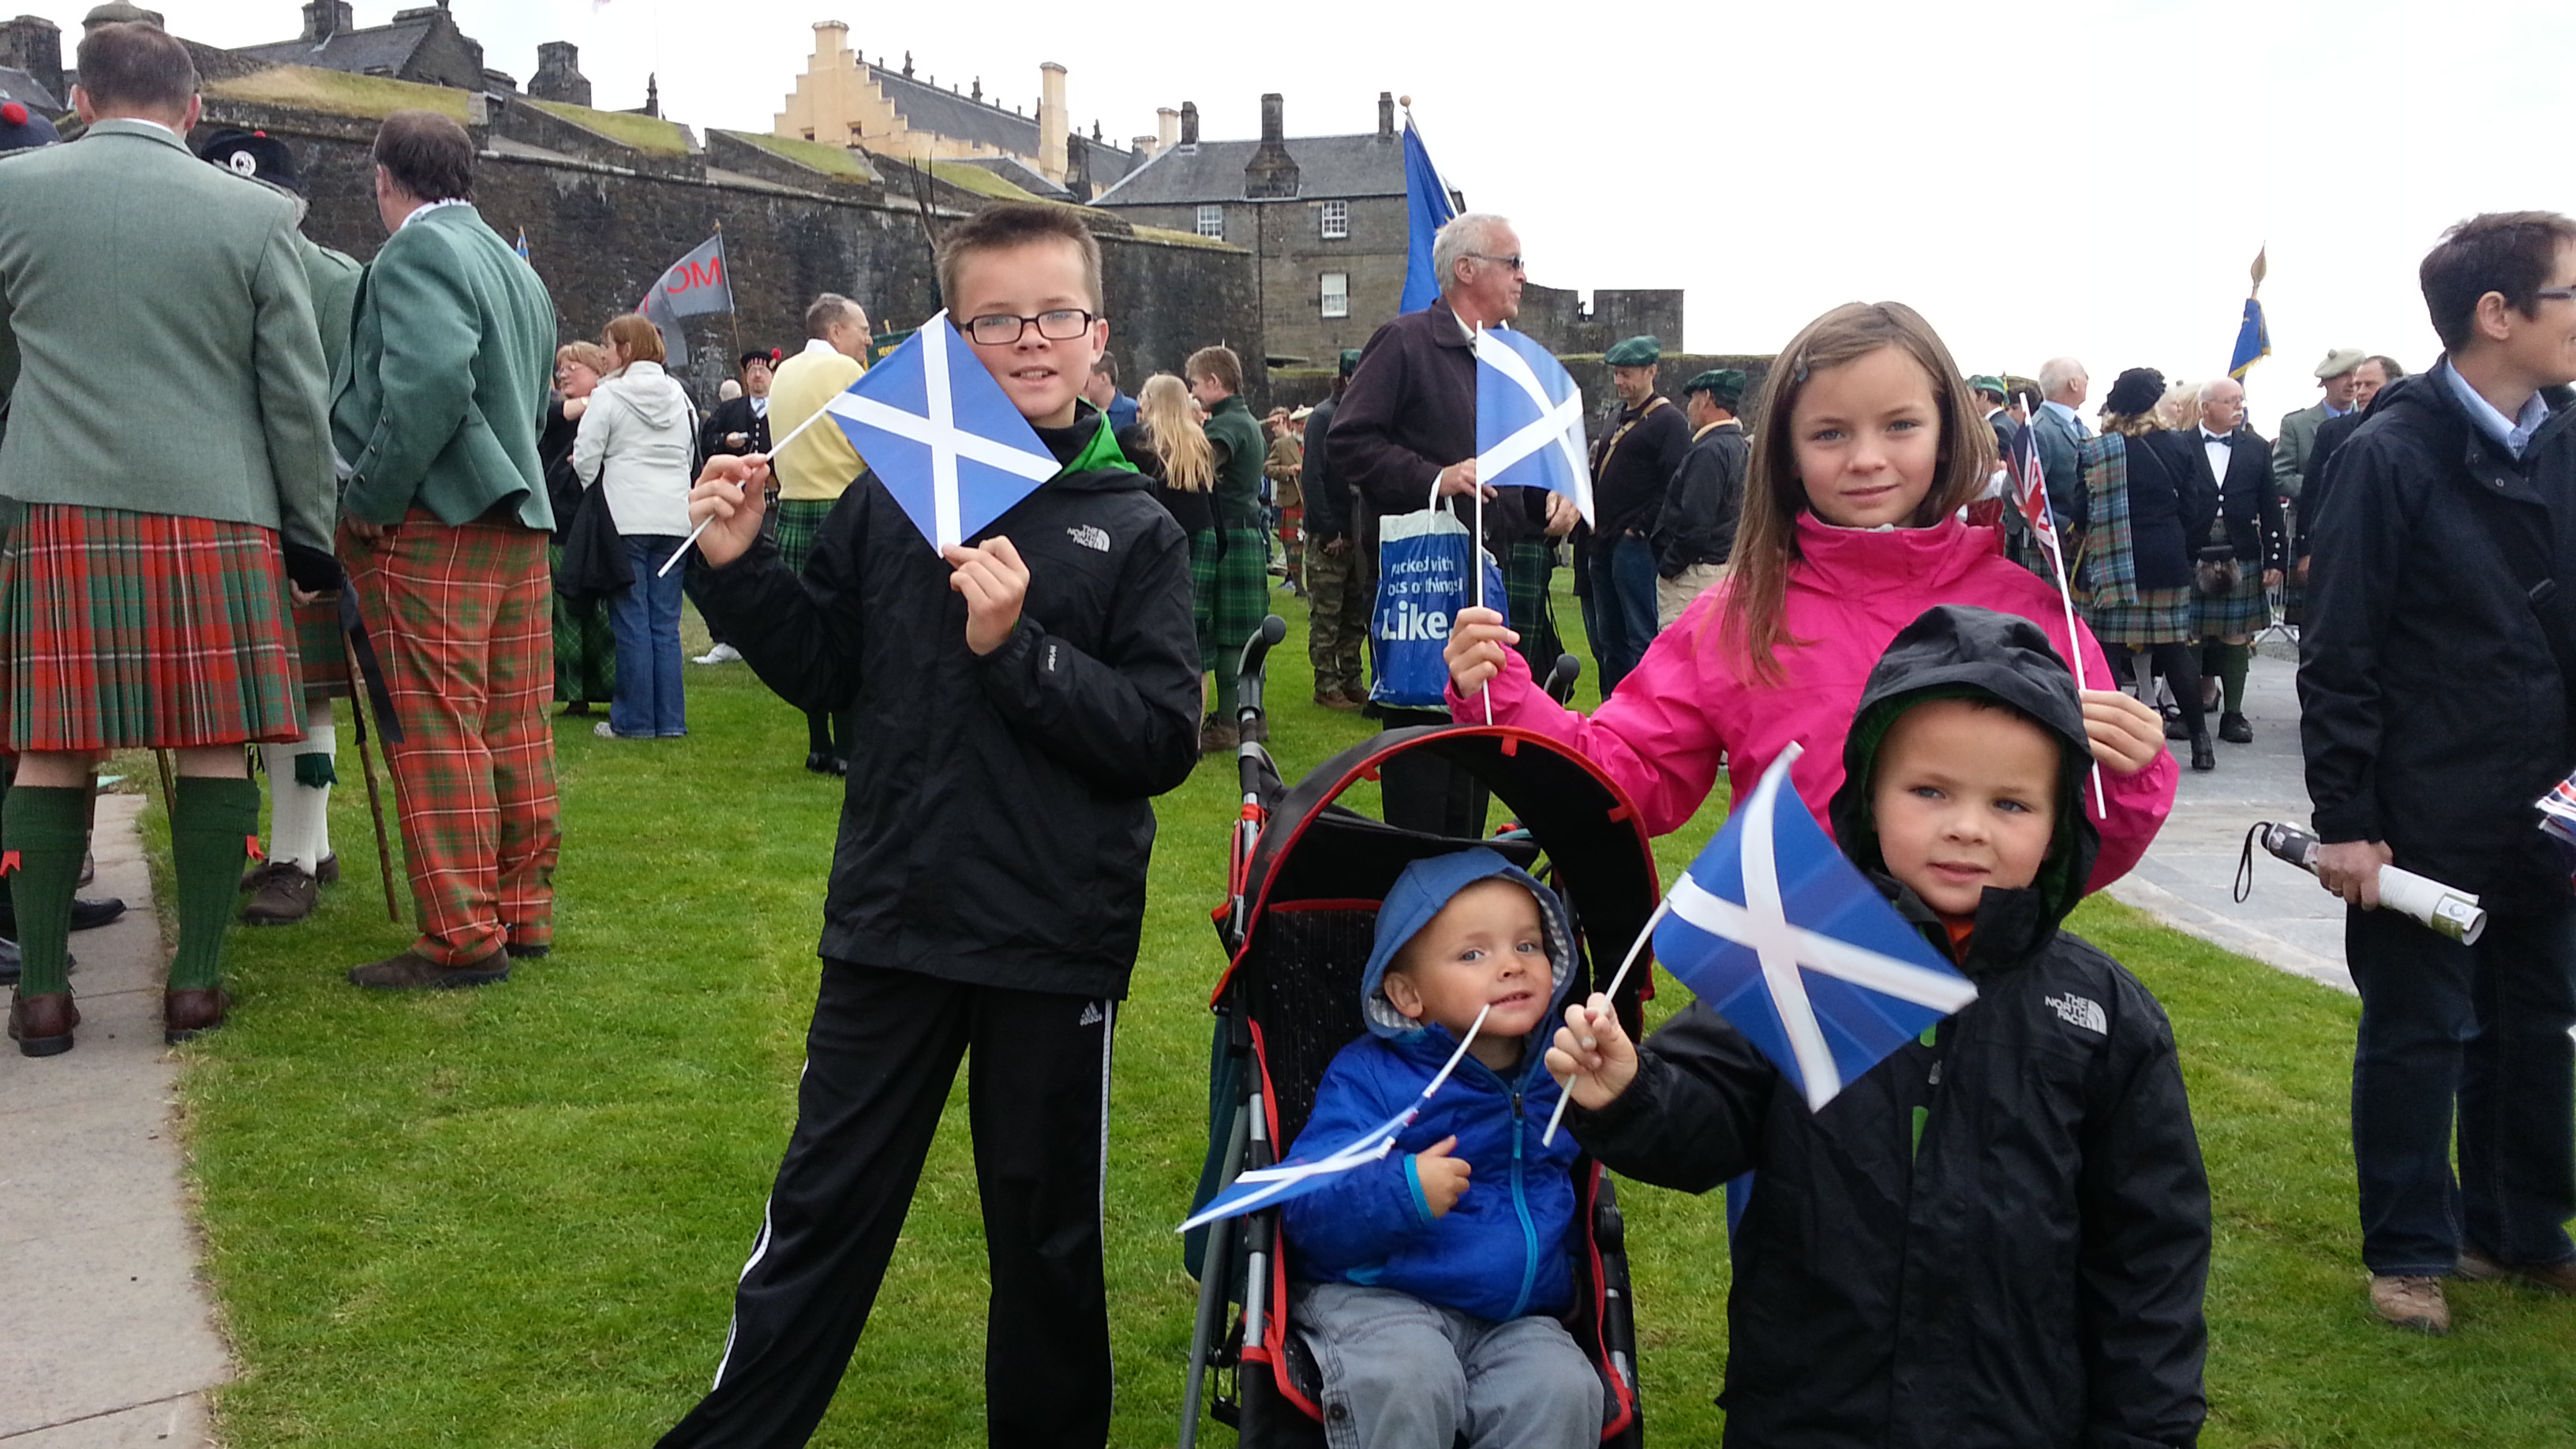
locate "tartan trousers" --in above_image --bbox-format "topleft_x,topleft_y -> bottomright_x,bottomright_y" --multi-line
342,511 -> 560,966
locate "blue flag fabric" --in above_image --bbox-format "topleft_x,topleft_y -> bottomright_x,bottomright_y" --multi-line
1399,116 -> 1460,314
2229,297 -> 2271,380
515,230 -> 531,262
1650,747 -> 1979,1111
1473,328 -> 1595,523
818,310 -> 1059,552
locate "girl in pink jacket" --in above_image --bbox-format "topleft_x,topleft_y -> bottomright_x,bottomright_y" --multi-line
1446,302 -> 2174,892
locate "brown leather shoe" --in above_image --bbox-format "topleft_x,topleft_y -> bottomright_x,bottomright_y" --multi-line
347,949 -> 511,991
241,864 -> 319,926
8,990 -> 78,1058
1200,718 -> 1239,753
2459,1245 -> 2576,1294
2369,1274 -> 2451,1335
164,987 -> 230,1044
243,856 -> 338,892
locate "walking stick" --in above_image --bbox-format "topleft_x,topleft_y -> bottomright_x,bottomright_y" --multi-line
152,748 -> 177,824
345,684 -> 401,923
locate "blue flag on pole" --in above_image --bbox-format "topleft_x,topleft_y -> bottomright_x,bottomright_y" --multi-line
1652,747 -> 1979,1111
1399,114 -> 1461,314
515,229 -> 531,262
2228,297 -> 2270,380
817,310 -> 1059,552
1474,327 -> 1593,524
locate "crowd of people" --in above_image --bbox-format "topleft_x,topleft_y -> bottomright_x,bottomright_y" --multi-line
6,17 -> 2574,1449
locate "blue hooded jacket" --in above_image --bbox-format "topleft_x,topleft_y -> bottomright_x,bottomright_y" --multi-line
1279,848 -> 1584,1322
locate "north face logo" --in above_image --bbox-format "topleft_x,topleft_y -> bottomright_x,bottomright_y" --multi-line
2044,993 -> 2107,1035
1066,525 -> 1111,552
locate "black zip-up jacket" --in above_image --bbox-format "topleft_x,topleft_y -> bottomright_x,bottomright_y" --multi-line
1298,391 -> 1350,542
1327,298 -> 1548,552
1653,417 -> 1748,575
2300,364 -> 2576,903
695,403 -> 1202,998
1569,605 -> 2211,1449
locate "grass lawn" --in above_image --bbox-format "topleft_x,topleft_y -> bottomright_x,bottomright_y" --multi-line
164,574 -> 2576,1447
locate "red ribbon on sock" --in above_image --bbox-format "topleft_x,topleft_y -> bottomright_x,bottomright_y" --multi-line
0,849 -> 17,876
245,835 -> 264,860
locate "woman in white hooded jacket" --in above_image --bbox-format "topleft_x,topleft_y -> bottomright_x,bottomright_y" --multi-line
572,314 -> 698,739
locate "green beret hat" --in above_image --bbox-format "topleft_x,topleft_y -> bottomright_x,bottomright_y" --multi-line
1968,374 -> 2009,399
1339,348 -> 1364,378
1683,369 -> 1747,404
1604,335 -> 1662,367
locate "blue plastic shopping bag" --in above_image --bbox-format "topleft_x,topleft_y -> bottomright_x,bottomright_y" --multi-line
1368,500 -> 1508,710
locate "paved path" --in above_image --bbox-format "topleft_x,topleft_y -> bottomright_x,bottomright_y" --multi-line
2105,644 -> 2358,993
0,793 -> 228,1447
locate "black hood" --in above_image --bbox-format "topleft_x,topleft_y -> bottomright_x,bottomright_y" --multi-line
1829,605 -> 2099,969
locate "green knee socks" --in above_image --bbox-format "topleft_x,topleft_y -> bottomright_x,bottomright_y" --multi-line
2211,642 -> 2252,715
4,784 -> 88,998
170,776 -> 260,992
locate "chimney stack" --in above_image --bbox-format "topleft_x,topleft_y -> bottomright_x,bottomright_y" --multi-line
0,13 -> 62,107
300,0 -> 354,42
527,40 -> 592,107
1379,91 -> 1395,140
1179,101 -> 1198,146
1036,60 -> 1069,185
1065,132 -> 1091,202
1243,92 -> 1299,199
1154,107 -> 1179,155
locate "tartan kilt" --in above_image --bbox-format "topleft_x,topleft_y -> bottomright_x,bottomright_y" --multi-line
1503,539 -> 1561,669
2195,566 -> 2272,638
773,496 -> 836,576
2087,586 -> 2196,648
0,504 -> 305,751
1198,524 -> 1271,672
295,593 -> 354,706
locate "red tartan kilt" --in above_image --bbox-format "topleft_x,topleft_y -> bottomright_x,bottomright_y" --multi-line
0,504 -> 306,751
296,593 -> 354,705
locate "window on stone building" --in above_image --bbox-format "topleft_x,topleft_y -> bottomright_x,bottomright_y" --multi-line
1196,205 -> 1225,239
1320,272 -> 1350,318
1320,199 -> 1348,240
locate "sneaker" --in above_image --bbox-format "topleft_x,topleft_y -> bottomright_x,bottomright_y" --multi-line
593,721 -> 646,740
241,863 -> 319,926
347,949 -> 511,991
2459,1245 -> 2576,1294
694,643 -> 743,665
2368,1274 -> 2451,1335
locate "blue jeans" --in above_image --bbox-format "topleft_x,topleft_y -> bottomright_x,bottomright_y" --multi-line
608,535 -> 687,737
2348,895 -> 2576,1274
1586,533 -> 1659,695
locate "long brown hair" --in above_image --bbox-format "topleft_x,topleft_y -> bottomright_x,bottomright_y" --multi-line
1137,374 -> 1215,490
1717,301 -> 1994,683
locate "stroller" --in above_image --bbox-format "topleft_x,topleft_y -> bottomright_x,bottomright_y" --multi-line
1180,621 -> 1658,1447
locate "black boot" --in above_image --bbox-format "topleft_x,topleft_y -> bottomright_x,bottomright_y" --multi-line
2191,730 -> 2217,772
2219,710 -> 2253,744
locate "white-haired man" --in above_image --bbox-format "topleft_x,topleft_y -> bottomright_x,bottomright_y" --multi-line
2185,376 -> 2282,748
1327,212 -> 1577,836
2029,358 -> 2090,550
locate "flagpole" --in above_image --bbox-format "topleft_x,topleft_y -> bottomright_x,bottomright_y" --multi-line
656,405 -> 835,578
2042,531 -> 2109,818
1541,894 -> 1674,1148
1473,482 -> 1492,724
717,224 -> 745,361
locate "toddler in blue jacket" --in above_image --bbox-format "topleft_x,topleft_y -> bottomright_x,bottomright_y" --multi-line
1281,848 -> 1604,1449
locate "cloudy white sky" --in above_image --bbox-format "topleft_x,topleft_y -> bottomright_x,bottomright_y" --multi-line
34,0 -> 2576,420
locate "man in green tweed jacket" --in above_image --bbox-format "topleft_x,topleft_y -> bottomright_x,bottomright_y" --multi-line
331,108 -> 560,993
0,21 -> 339,1056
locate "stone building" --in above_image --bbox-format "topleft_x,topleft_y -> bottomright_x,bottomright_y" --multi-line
1515,283 -> 1688,359
771,21 -> 1138,199
238,0 -> 507,92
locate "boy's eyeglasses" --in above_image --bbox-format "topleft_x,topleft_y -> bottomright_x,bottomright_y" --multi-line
2537,287 -> 2576,302
964,309 -> 1097,346
1466,253 -> 1526,274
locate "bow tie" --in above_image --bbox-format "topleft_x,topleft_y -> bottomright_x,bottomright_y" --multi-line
2203,432 -> 2231,445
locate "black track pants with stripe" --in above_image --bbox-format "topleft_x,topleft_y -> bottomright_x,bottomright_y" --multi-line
659,960 -> 1118,1448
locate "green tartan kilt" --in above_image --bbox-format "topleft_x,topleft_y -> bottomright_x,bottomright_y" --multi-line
0,503 -> 305,751
1503,540 -> 1560,671
773,496 -> 837,576
1196,524 -> 1271,672
2194,567 -> 2272,638
2087,586 -> 2195,648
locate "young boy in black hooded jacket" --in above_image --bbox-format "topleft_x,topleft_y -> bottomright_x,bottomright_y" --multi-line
1549,604 -> 2211,1449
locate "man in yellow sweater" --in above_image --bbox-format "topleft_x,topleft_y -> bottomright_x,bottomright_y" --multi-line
765,292 -> 872,773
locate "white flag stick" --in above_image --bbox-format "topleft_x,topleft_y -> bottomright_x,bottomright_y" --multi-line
656,405 -> 837,578
1472,485 -> 1492,724
2036,530 -> 2108,817
1541,893 -> 1671,1148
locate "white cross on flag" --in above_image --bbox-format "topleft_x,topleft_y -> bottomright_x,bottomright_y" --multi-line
1654,744 -> 1979,1111
1474,327 -> 1593,524
818,310 -> 1061,552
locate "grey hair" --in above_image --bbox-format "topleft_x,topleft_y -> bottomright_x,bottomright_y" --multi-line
2038,356 -> 2087,398
804,292 -> 866,339
1432,212 -> 1512,297
2196,375 -> 2244,405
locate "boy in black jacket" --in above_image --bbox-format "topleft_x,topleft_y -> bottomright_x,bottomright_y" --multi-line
658,204 -> 1201,1448
1548,605 -> 2211,1449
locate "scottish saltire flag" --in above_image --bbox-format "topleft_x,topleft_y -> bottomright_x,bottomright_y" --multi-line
1654,747 -> 1978,1111
1178,1006 -> 1488,1234
515,229 -> 530,262
1474,328 -> 1593,523
637,232 -> 732,366
2006,416 -> 2061,572
2228,297 -> 2271,380
1398,113 -> 1461,313
817,310 -> 1057,552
